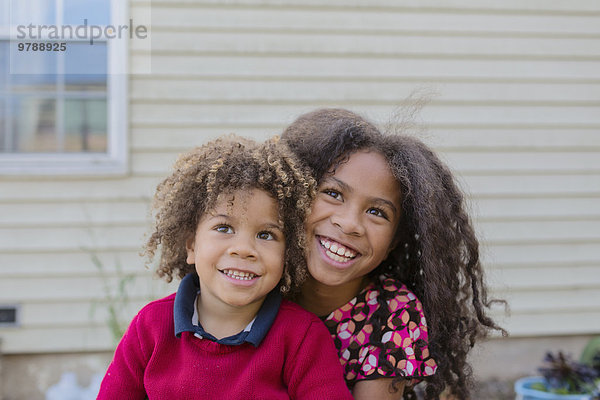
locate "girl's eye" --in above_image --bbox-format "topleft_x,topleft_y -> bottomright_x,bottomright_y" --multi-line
215,225 -> 233,234
367,208 -> 388,220
323,189 -> 342,201
257,231 -> 275,240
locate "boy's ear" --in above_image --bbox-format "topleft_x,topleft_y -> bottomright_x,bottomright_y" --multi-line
185,235 -> 196,264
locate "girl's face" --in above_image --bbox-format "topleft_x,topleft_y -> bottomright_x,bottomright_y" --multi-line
305,150 -> 402,290
186,189 -> 285,311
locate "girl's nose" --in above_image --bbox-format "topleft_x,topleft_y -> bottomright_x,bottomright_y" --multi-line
330,206 -> 365,237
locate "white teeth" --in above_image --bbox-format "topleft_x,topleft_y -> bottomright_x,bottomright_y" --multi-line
319,238 -> 357,262
325,249 -> 352,263
221,269 -> 257,280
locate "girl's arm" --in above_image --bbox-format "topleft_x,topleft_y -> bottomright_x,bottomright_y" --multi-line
353,378 -> 406,400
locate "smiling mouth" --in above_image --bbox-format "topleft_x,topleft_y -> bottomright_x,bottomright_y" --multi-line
318,237 -> 358,263
219,269 -> 259,281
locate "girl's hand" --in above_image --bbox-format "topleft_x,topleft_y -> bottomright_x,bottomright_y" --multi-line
352,378 -> 406,400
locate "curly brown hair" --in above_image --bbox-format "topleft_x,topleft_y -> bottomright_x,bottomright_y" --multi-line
145,134 -> 316,295
282,108 -> 506,399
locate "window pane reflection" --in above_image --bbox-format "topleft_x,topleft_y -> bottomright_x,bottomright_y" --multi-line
10,48 -> 58,85
0,100 -> 6,151
65,42 -> 107,76
65,74 -> 107,92
9,0 -> 57,26
0,42 -> 8,91
1,1 -> 9,26
2,0 -> 111,158
64,98 -> 107,152
63,0 -> 110,26
13,96 -> 57,152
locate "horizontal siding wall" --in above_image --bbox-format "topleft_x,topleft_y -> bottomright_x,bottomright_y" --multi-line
1,0 -> 599,353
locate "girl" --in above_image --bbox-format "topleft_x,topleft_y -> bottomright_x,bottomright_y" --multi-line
282,108 -> 505,399
98,135 -> 352,399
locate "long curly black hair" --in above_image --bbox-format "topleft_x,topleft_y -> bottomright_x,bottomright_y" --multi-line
282,108 -> 506,399
145,134 -> 316,295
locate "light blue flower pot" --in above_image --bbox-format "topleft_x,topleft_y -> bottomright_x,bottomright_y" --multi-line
514,377 -> 593,400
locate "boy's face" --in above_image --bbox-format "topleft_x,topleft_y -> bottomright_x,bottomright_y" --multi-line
186,189 -> 285,311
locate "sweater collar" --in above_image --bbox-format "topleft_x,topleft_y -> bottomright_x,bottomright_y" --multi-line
173,273 -> 281,347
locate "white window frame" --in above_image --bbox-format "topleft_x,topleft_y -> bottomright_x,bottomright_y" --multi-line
0,0 -> 128,175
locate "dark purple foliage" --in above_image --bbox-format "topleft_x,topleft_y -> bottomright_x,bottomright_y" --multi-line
538,351 -> 599,395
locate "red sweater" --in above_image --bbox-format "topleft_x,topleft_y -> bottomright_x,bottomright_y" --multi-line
98,294 -> 352,399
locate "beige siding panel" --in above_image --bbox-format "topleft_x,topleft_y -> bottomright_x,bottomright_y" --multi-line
445,151 -> 600,173
0,275 -> 164,303
0,226 -> 147,252
130,79 -> 600,103
0,201 -> 150,226
0,177 -> 160,201
147,7 -> 600,35
0,251 -> 150,277
131,103 -> 600,127
18,300 -> 150,327
497,310 -> 600,337
506,287 -> 600,312
464,175 -> 600,196
142,0 -> 600,13
493,265 -> 600,290
477,220 -> 600,244
131,127 -> 280,150
131,126 -> 600,151
483,243 -> 600,266
474,197 -> 600,219
137,31 -> 600,58
132,147 -> 600,176
1,326 -> 113,354
131,152 -> 179,175
427,128 -> 600,150
132,55 -> 600,80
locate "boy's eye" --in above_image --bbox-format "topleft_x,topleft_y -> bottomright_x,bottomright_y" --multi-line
323,189 -> 342,201
215,225 -> 233,234
257,231 -> 275,240
367,208 -> 388,220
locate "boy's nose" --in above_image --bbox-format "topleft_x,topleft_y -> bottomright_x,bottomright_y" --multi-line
229,235 -> 258,259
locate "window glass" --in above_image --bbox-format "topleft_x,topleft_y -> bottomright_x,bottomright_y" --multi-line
65,42 -> 107,77
10,0 -> 57,26
64,98 -> 107,152
0,42 -> 7,91
0,99 -> 5,150
10,50 -> 58,90
11,96 -> 57,152
1,0 -> 128,174
0,1 -> 8,27
10,73 -> 58,93
65,73 -> 106,92
63,0 -> 110,26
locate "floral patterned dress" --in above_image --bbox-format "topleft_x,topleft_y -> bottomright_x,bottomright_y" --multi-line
322,277 -> 437,386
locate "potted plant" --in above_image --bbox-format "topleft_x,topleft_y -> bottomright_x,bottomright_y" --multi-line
515,351 -> 599,400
